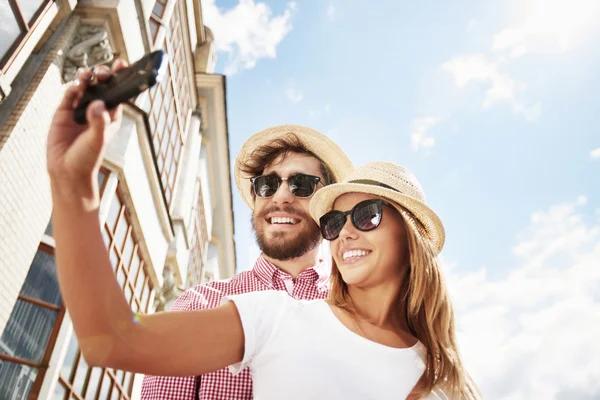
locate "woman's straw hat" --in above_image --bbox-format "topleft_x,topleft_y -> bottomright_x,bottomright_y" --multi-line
235,124 -> 355,209
309,161 -> 446,254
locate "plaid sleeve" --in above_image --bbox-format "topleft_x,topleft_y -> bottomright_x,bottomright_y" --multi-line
140,284 -> 223,400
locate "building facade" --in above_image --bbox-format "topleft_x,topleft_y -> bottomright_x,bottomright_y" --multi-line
0,0 -> 236,398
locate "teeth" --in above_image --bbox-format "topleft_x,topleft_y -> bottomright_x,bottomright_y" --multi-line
342,249 -> 370,260
270,217 -> 298,224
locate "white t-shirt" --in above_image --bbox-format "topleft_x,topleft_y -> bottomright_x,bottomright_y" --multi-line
224,290 -> 449,400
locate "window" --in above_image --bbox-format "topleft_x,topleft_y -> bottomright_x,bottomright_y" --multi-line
0,168 -> 110,399
0,244 -> 65,400
56,183 -> 154,400
0,0 -> 55,72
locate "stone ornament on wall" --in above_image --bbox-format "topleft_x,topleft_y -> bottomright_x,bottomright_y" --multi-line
62,24 -> 114,82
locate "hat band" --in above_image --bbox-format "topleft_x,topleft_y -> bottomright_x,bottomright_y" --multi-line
348,179 -> 400,192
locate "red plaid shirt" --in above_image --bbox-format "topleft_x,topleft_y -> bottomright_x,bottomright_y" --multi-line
140,255 -> 329,400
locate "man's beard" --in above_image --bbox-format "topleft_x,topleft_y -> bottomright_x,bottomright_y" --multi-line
252,205 -> 322,261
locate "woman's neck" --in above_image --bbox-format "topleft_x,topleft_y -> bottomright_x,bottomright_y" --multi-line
346,271 -> 411,332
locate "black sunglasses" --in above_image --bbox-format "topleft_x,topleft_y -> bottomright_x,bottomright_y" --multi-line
251,173 -> 323,199
320,199 -> 391,240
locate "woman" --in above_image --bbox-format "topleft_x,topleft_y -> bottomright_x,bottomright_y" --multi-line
308,161 -> 480,399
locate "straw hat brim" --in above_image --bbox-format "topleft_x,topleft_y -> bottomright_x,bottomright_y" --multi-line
309,183 -> 446,254
235,125 -> 355,210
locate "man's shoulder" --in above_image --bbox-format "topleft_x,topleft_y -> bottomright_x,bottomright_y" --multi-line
171,270 -> 267,311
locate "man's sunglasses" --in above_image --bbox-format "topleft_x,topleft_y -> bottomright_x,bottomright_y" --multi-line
320,199 -> 391,240
251,173 -> 323,199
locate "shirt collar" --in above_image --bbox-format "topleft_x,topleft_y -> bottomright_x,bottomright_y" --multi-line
252,254 -> 330,287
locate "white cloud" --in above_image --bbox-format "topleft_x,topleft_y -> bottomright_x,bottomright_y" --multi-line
446,197 -> 600,399
590,148 -> 600,159
443,54 -> 541,121
285,87 -> 303,103
492,0 -> 600,58
326,4 -> 335,21
201,0 -> 297,75
410,116 -> 438,152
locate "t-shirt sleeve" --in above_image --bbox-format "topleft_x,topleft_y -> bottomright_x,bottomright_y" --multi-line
221,290 -> 290,375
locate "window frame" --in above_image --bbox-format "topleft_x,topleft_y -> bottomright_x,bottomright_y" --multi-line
1,0 -> 56,73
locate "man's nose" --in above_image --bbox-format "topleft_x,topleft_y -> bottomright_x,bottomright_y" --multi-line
271,181 -> 295,204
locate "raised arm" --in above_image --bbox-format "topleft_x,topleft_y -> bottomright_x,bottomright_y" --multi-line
48,63 -> 243,377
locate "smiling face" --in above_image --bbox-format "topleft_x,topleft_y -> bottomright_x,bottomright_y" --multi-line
251,152 -> 324,260
329,192 -> 410,289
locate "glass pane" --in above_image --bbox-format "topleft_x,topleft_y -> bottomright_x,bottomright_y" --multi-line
134,273 -> 145,300
102,226 -> 111,247
44,219 -> 53,236
60,335 -> 79,382
149,19 -> 159,42
99,373 -> 111,399
121,236 -> 134,272
73,354 -> 89,394
0,360 -> 37,400
110,246 -> 119,269
152,1 -> 164,18
116,266 -> 126,288
111,382 -> 120,400
129,255 -> 141,286
114,217 -> 128,249
122,372 -> 133,393
54,380 -> 68,399
86,367 -> 103,400
0,300 -> 58,362
98,170 -> 108,195
124,284 -> 134,304
0,8 -> 21,62
107,197 -> 122,231
115,369 -> 124,388
20,249 -> 62,305
17,0 -> 46,25
141,282 -> 150,312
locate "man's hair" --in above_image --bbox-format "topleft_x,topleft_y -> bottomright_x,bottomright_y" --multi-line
238,133 -> 334,187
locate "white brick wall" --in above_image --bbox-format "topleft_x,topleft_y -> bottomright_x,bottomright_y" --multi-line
0,60 -> 66,331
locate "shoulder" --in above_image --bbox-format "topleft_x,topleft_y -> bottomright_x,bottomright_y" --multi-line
170,270 -> 267,311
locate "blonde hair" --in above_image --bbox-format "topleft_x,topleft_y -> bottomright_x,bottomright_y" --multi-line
328,204 -> 481,399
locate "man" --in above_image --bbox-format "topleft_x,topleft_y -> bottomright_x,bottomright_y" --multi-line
140,124 -> 354,399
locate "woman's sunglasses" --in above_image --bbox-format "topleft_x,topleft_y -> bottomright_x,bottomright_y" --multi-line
251,173 -> 323,198
320,199 -> 391,240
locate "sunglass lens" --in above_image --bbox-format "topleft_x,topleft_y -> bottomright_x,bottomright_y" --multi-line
253,175 -> 279,198
353,201 -> 382,231
289,175 -> 317,198
320,212 -> 346,240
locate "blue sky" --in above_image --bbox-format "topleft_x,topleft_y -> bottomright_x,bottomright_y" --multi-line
201,0 -> 600,397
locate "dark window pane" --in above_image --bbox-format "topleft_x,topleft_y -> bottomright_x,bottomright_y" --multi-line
17,0 -> 47,25
0,361 -> 37,400
152,1 -> 164,17
20,249 -> 62,305
0,300 -> 58,362
0,9 -> 21,62
149,19 -> 159,42
44,220 -> 53,236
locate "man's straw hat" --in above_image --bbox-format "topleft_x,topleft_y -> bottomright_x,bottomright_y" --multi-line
235,124 -> 355,209
309,161 -> 446,254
